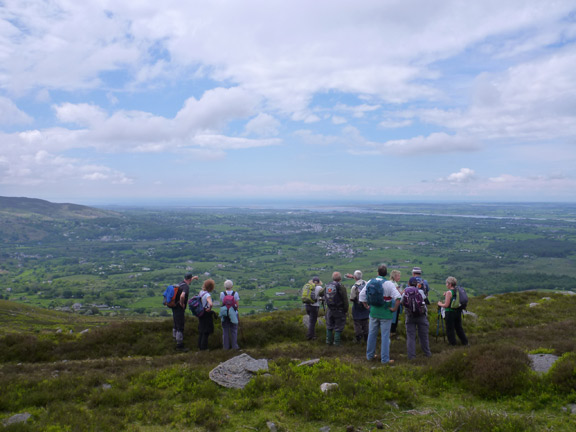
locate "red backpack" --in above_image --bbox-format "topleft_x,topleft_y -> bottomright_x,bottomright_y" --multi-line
222,290 -> 238,311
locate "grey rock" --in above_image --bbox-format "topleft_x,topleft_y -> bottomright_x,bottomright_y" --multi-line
102,383 -> 112,390
302,316 -> 325,328
3,413 -> 31,426
298,358 -> 321,367
266,421 -> 277,432
528,353 -> 559,373
319,427 -> 331,432
484,295 -> 496,300
80,329 -> 90,335
529,303 -> 539,307
320,382 -> 339,393
209,353 -> 268,389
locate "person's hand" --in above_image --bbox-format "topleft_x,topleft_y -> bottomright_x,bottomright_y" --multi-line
345,273 -> 354,279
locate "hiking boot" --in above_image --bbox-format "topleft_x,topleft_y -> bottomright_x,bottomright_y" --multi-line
326,329 -> 334,345
175,345 -> 189,353
334,331 -> 342,346
385,359 -> 395,366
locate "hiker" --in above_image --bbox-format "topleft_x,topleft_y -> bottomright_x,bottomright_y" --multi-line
220,279 -> 240,350
403,277 -> 432,360
438,276 -> 469,346
173,273 -> 199,351
304,276 -> 324,340
197,279 -> 216,351
322,271 -> 348,346
347,270 -> 369,343
389,270 -> 403,338
411,267 -> 430,304
360,264 -> 401,365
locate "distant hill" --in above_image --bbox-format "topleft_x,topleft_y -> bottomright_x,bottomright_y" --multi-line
0,196 -> 119,243
0,196 -> 113,219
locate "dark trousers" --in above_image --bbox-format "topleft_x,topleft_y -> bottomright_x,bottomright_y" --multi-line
445,309 -> 468,346
305,304 -> 319,339
353,318 -> 369,342
172,306 -> 185,345
197,311 -> 214,350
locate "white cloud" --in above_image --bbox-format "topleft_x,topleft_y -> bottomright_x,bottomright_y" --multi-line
438,168 -> 476,183
419,46 -> 576,141
367,132 -> 481,155
244,113 -> 281,137
54,103 -> 108,127
0,97 -> 32,125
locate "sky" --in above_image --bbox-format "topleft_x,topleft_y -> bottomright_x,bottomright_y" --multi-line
1,0 -> 576,205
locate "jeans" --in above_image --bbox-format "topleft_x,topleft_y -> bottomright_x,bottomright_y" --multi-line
366,316 -> 392,363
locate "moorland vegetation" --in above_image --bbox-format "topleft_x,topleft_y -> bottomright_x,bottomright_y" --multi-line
1,290 -> 576,431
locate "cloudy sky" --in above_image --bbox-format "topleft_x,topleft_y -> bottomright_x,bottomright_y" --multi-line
1,0 -> 575,205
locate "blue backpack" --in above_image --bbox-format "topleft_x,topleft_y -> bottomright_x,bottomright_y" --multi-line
162,285 -> 180,308
365,278 -> 385,306
188,291 -> 208,317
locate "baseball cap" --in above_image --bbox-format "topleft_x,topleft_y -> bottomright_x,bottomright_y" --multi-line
412,267 -> 422,274
312,276 -> 320,283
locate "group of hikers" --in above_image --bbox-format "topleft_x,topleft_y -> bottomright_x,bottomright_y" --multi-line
168,274 -> 241,352
303,264 -> 469,364
167,264 -> 469,361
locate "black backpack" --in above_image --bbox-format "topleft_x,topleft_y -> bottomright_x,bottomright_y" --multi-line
324,282 -> 343,309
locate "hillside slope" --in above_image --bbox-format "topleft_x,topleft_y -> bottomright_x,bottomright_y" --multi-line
0,196 -> 113,219
1,291 -> 576,431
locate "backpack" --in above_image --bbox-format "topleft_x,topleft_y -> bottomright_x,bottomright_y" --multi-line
402,286 -> 426,316
365,278 -> 385,306
351,281 -> 366,303
162,285 -> 180,308
301,282 -> 317,304
324,282 -> 343,309
413,277 -> 430,296
450,286 -> 469,310
222,291 -> 238,311
188,291 -> 208,317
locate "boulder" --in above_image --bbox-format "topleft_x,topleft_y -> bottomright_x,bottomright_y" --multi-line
320,382 -> 339,393
3,413 -> 31,426
209,353 -> 268,389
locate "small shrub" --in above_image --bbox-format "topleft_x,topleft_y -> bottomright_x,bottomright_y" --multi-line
546,352 -> 576,394
463,345 -> 533,399
442,407 -> 536,432
430,344 -> 533,399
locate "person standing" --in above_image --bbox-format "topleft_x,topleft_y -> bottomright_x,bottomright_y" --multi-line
403,277 -> 432,360
389,270 -> 403,337
197,279 -> 216,351
305,276 -> 324,340
411,267 -> 430,304
174,273 -> 199,352
438,276 -> 469,346
323,271 -> 348,346
220,279 -> 240,350
347,270 -> 369,343
360,264 -> 401,365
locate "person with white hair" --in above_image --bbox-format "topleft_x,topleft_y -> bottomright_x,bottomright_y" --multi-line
346,270 -> 369,343
220,279 -> 240,350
